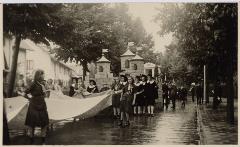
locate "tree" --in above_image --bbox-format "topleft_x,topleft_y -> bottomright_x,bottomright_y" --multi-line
3,4 -> 73,97
52,3 -> 155,76
155,3 -> 237,123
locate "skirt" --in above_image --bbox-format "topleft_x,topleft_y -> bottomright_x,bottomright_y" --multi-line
135,94 -> 144,106
112,93 -> 121,107
120,94 -> 133,113
25,99 -> 49,128
146,96 -> 155,106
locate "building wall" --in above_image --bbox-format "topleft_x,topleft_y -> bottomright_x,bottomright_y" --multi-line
95,62 -> 113,90
26,44 -> 54,80
130,60 -> 144,77
120,56 -> 134,74
4,38 -> 73,88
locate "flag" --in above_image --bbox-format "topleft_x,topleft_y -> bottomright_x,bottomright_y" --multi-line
102,49 -> 108,53
136,47 -> 142,51
128,42 -> 134,47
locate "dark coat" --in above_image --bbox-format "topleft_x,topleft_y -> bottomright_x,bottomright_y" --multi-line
145,81 -> 158,105
134,83 -> 144,106
69,85 -> 75,97
111,83 -> 122,107
25,81 -> 49,128
120,84 -> 135,113
87,85 -> 99,93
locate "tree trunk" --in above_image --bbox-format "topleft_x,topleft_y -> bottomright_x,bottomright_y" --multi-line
82,60 -> 88,81
7,34 -> 21,97
226,48 -> 234,124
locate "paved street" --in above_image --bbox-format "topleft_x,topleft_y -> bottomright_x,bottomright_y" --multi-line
10,100 -> 200,145
9,98 -> 238,145
197,98 -> 238,145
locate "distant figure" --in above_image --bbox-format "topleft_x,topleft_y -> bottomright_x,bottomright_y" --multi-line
46,79 -> 54,90
141,75 -> 148,114
146,75 -> 158,116
189,83 -> 196,102
118,75 -> 128,125
111,77 -> 122,119
69,80 -> 76,97
132,76 -> 144,115
87,80 -> 99,93
16,74 -> 26,96
196,82 -> 203,105
162,81 -> 169,109
54,79 -> 63,94
119,76 -> 135,127
180,86 -> 188,107
169,82 -> 177,109
213,80 -> 222,109
46,79 -> 54,97
23,69 -> 49,144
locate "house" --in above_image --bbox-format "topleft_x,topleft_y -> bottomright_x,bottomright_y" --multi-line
3,37 -> 74,90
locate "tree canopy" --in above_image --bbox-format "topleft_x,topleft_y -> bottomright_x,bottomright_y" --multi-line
51,3 -> 155,75
155,3 -> 237,82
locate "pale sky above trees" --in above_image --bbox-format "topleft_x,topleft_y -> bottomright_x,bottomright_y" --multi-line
128,3 -> 173,53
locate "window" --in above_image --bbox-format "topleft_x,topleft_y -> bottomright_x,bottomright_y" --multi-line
133,64 -> 137,70
27,60 -> 34,70
125,60 -> 129,68
99,66 -> 103,72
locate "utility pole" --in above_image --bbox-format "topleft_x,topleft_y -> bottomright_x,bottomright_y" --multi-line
204,65 -> 209,104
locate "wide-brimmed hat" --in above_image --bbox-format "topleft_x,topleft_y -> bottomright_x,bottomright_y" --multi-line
141,74 -> 147,79
89,79 -> 96,85
120,75 -> 127,81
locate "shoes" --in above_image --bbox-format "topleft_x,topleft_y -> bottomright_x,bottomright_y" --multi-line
150,114 -> 154,117
126,121 -> 130,126
41,137 -> 46,145
29,137 -> 34,144
118,120 -> 123,126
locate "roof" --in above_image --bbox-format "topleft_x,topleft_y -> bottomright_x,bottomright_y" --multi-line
120,49 -> 135,57
144,62 -> 156,68
131,54 -> 144,61
19,40 -> 34,51
97,55 -> 111,63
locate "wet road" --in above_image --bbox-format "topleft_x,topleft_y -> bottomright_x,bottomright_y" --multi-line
10,100 -> 200,145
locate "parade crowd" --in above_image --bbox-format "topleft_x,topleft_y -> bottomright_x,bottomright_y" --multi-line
12,68 -> 223,145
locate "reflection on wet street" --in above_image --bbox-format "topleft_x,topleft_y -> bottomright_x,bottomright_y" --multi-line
10,101 -> 199,145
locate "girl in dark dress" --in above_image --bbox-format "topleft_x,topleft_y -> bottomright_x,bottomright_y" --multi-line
133,76 -> 144,115
146,75 -> 158,116
119,76 -> 135,127
118,75 -> 127,125
87,80 -> 99,93
141,75 -> 148,115
111,77 -> 122,118
69,80 -> 76,97
24,69 -> 49,144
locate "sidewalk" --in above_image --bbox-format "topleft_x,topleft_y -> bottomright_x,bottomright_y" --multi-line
197,98 -> 238,145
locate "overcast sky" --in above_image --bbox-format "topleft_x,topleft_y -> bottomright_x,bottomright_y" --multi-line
128,3 -> 172,53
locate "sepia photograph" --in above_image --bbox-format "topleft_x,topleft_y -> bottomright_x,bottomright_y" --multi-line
2,1 -> 238,145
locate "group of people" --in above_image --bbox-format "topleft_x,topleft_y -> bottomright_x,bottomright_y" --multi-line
189,82 -> 204,105
69,79 -> 99,97
15,70 -> 102,144
162,81 -> 188,109
111,74 -> 158,127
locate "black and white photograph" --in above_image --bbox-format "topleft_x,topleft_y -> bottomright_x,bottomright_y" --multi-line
2,1 -> 238,145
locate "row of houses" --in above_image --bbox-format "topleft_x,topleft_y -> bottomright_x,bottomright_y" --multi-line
3,36 -> 81,92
